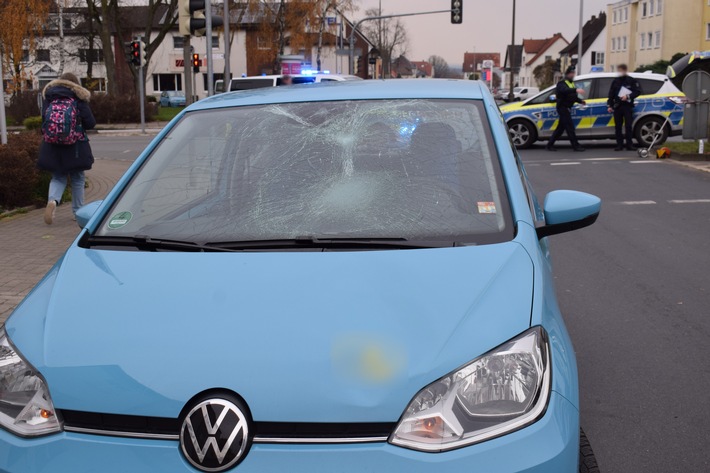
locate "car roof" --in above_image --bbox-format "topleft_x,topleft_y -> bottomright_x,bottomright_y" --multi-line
575,72 -> 669,81
189,79 -> 488,111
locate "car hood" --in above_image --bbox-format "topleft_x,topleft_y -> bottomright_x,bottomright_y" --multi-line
8,243 -> 534,422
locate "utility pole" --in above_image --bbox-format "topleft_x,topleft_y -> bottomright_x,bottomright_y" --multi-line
138,65 -> 146,134
508,0 -> 516,103
183,37 -> 193,104
0,58 -> 7,145
224,0 -> 231,89
205,0 -> 214,97
577,0 -> 584,75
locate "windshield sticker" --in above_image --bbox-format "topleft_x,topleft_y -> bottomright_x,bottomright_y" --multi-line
108,211 -> 133,229
477,202 -> 497,214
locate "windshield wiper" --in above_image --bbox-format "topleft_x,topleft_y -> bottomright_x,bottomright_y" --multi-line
83,235 -> 236,252
206,237 -> 448,250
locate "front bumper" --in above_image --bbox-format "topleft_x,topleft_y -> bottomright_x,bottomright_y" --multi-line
0,393 -> 578,473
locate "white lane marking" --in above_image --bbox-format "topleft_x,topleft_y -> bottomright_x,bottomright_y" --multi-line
550,162 -> 581,166
526,163 -> 542,166
617,201 -> 657,205
630,160 -> 662,164
585,157 -> 628,161
122,149 -> 131,154
668,199 -> 710,204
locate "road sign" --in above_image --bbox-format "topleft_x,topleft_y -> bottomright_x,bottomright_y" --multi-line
337,48 -> 361,56
682,71 -> 710,140
682,70 -> 710,102
482,60 -> 494,69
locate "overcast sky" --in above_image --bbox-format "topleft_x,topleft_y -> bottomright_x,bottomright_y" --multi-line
357,0 -> 610,67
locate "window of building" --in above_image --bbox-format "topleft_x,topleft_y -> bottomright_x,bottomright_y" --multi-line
592,51 -> 605,66
173,36 -> 185,49
63,17 -> 72,30
648,32 -> 653,48
655,31 -> 661,48
152,73 -> 183,92
257,37 -> 271,50
640,33 -> 646,49
20,50 -> 30,62
623,36 -> 627,51
203,73 -> 224,90
624,7 -> 629,21
211,36 -> 219,48
612,37 -> 617,52
79,49 -> 104,63
36,49 -> 50,62
81,78 -> 106,92
707,23 -> 710,40
613,10 -> 618,24
545,55 -> 551,62
649,0 -> 654,15
642,2 -> 647,17
657,0 -> 662,14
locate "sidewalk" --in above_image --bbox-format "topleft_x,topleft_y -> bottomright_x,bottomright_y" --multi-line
0,159 -> 131,322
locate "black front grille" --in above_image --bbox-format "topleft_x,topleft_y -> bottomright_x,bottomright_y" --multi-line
253,422 -> 394,439
60,409 -> 395,440
60,410 -> 179,436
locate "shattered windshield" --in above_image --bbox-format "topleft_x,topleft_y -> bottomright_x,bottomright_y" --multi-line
96,99 -> 513,245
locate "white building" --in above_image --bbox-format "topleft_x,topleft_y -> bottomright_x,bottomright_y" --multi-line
518,34 -> 568,88
560,12 -> 608,75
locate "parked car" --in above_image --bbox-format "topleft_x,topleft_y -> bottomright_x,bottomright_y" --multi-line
500,72 -> 684,148
495,89 -> 510,101
215,72 -> 362,93
0,80 -> 601,473
509,87 -> 540,102
159,90 -> 186,107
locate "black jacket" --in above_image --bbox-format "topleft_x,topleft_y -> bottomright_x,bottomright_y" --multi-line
555,79 -> 584,108
37,79 -> 96,174
607,75 -> 641,108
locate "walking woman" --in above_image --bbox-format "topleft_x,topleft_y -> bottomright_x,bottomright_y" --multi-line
37,73 -> 96,225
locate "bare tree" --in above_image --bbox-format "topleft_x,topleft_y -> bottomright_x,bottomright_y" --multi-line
428,55 -> 450,79
311,0 -> 354,72
360,8 -> 408,78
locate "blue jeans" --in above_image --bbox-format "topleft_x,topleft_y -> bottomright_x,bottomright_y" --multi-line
48,171 -> 85,215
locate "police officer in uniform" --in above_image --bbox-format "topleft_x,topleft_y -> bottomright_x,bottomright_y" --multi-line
546,66 -> 587,152
607,64 -> 641,151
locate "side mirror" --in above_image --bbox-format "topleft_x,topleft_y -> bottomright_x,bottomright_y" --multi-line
536,191 -> 601,239
75,200 -> 103,229
549,94 -> 557,103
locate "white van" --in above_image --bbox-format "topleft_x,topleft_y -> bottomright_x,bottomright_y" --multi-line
215,73 -> 361,93
509,87 -> 540,102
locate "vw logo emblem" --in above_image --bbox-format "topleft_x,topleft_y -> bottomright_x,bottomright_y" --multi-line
180,398 -> 251,472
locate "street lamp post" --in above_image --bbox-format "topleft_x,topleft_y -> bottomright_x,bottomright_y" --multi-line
0,58 -> 7,145
578,0 -> 584,74
508,0 -> 516,102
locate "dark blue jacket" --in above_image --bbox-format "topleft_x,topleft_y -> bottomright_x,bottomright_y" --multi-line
607,75 -> 641,107
37,80 -> 96,174
555,79 -> 584,109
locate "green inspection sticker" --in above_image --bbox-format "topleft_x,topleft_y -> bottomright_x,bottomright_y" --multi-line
107,211 -> 133,229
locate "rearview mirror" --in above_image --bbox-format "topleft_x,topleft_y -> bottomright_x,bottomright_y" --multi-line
536,191 -> 601,239
549,94 -> 557,103
76,200 -> 103,229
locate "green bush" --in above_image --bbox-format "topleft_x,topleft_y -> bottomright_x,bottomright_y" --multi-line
23,116 -> 42,130
146,95 -> 157,103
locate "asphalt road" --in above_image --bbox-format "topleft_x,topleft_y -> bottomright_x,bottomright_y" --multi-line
90,135 -> 710,472
519,143 -> 710,473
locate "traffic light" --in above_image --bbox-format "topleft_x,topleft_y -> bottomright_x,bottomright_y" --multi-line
192,53 -> 201,72
451,0 -> 463,24
129,40 -> 147,67
179,0 -> 223,37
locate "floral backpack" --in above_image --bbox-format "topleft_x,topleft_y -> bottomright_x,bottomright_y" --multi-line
42,97 -> 82,145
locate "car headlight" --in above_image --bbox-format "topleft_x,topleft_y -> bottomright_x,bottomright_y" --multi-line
0,326 -> 62,437
390,327 -> 550,452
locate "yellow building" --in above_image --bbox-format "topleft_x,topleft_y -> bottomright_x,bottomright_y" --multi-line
702,1 -> 710,50
606,0 -> 703,71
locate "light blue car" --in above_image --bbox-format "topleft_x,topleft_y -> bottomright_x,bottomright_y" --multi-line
159,90 -> 186,108
0,80 -> 602,472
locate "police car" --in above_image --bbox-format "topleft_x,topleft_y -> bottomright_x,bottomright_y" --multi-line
500,72 -> 685,149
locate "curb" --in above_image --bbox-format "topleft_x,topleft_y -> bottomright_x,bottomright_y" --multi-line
668,159 -> 710,173
0,205 -> 36,221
